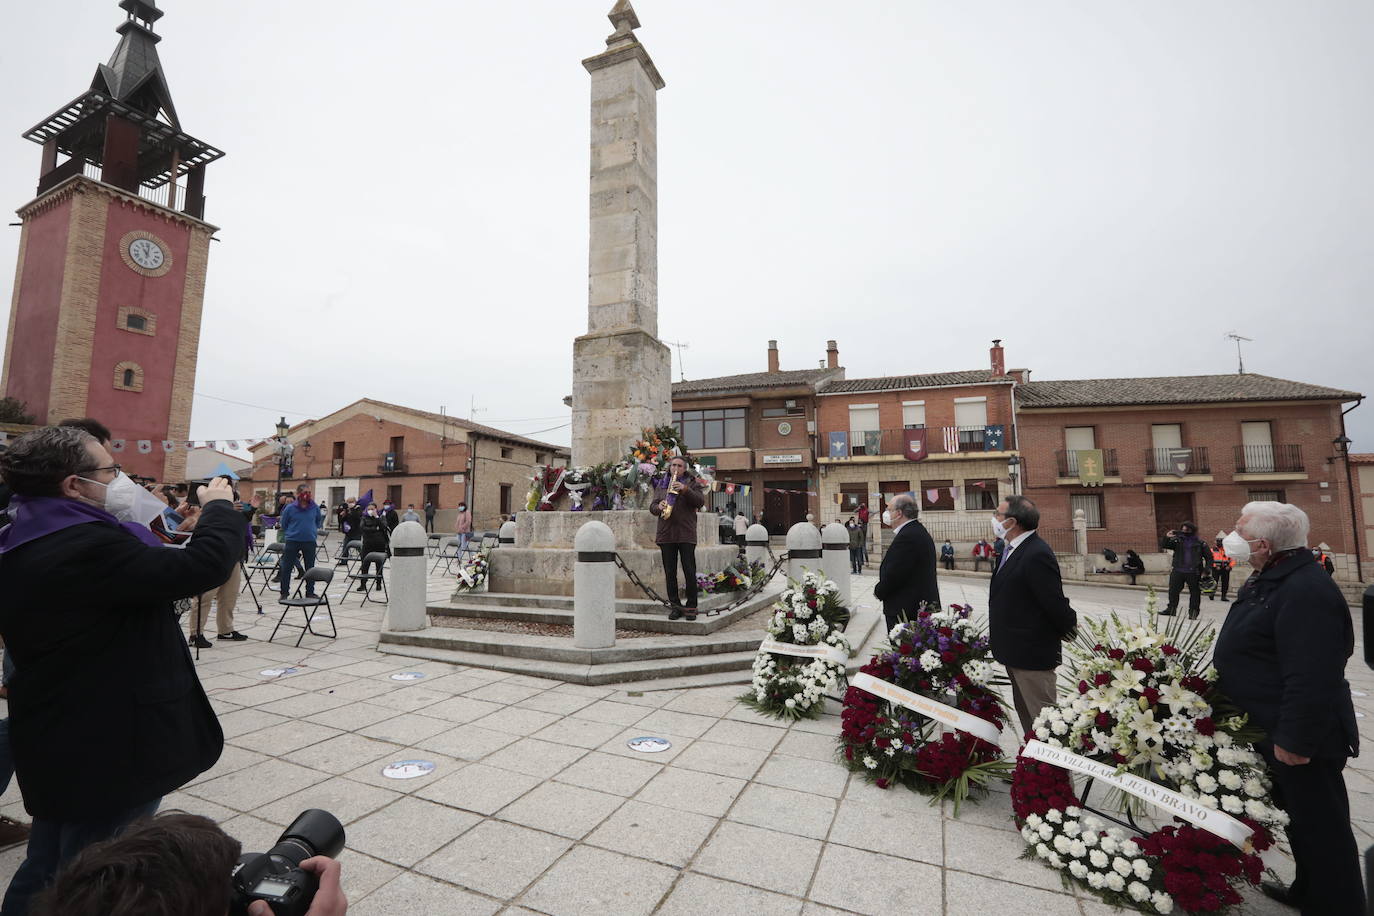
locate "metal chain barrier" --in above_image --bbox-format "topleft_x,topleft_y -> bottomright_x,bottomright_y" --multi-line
612,550 -> 791,617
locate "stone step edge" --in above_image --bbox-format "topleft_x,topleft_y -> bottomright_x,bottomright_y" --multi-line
424,593 -> 776,634
380,626 -> 768,664
446,591 -> 754,611
373,643 -> 760,686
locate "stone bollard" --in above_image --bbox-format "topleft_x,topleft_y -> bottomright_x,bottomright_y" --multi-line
787,521 -> 822,583
499,520 -> 516,546
1072,508 -> 1088,559
821,522 -> 851,605
385,520 -> 428,632
574,521 -> 617,649
745,523 -> 771,568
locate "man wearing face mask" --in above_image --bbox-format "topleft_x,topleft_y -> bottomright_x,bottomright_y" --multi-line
987,495 -> 1077,736
0,427 -> 240,914
872,493 -> 939,632
1159,521 -> 1209,618
1213,502 -> 1363,914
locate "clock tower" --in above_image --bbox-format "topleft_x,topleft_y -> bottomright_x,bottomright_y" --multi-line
1,0 -> 224,481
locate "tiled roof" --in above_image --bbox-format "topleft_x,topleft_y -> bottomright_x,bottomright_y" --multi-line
1016,374 -> 1362,409
359,399 -> 570,452
672,368 -> 841,395
818,370 -> 1007,394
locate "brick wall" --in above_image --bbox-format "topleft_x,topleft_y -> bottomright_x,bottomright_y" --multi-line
816,382 -> 1016,441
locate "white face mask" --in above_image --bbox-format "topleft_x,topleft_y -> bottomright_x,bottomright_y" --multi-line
106,472 -> 168,525
1222,530 -> 1257,565
881,509 -> 893,526
991,516 -> 1010,538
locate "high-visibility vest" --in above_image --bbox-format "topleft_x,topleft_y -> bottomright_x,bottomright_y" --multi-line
1211,547 -> 1234,569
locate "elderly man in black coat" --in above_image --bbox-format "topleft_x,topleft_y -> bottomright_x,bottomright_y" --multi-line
1213,501 -> 1364,914
0,427 -> 242,914
987,495 -> 1077,736
872,493 -> 940,633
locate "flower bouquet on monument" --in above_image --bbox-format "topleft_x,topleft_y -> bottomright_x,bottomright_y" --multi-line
739,570 -> 851,721
696,560 -> 766,595
837,603 -> 1011,812
454,551 -> 490,593
1009,605 -> 1289,914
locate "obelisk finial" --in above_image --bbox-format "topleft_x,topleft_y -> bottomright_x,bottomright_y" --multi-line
606,0 -> 641,46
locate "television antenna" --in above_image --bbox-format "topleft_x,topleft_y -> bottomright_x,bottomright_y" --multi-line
1224,332 -> 1252,374
663,339 -> 689,382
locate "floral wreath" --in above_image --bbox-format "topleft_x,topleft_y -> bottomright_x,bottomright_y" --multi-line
454,551 -> 490,592
838,604 -> 1010,811
697,560 -> 766,595
1010,609 -> 1288,914
739,570 -> 851,721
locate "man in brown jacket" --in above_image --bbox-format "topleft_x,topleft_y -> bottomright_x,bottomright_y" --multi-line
649,456 -> 706,621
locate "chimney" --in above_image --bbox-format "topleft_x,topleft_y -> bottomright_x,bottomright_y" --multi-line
826,340 -> 839,369
990,339 -> 1006,377
767,340 -> 780,373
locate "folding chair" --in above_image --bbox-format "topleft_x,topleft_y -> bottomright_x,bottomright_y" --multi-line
242,542 -> 285,598
344,551 -> 389,605
333,539 -> 361,571
269,567 -> 337,647
426,532 -> 444,557
316,527 -> 329,552
431,537 -> 462,574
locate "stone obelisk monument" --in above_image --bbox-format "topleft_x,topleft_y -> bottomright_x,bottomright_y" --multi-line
572,0 -> 671,467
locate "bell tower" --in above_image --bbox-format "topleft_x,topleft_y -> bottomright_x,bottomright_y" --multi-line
1,0 -> 224,480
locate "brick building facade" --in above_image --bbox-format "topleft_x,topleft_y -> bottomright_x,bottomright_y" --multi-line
1016,375 -> 1364,577
670,341 -> 843,534
239,399 -> 568,531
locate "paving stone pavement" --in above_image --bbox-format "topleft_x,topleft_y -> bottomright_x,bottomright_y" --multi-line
0,563 -> 1366,913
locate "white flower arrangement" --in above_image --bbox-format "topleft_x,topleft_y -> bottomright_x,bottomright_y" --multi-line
742,570 -> 851,721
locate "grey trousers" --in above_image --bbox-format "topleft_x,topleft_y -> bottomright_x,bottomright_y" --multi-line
1006,666 -> 1058,738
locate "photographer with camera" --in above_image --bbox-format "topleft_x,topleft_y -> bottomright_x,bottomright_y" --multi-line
0,427 -> 244,915
31,810 -> 348,916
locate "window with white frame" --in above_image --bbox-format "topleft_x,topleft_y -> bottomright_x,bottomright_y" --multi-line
901,401 -> 926,429
1070,493 -> 1104,529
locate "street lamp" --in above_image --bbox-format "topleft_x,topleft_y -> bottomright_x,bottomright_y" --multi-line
1332,435 -> 1362,583
272,416 -> 294,515
1007,455 -> 1022,496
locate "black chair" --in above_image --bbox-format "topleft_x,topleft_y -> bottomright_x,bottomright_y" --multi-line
432,537 -> 462,574
426,532 -> 445,557
316,527 -> 329,551
243,542 -> 284,598
269,567 -> 337,647
345,551 -> 389,605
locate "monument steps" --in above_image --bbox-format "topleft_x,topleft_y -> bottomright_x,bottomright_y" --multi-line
425,588 -> 780,635
379,627 -> 763,665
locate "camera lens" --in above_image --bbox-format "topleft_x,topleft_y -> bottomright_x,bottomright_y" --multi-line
271,809 -> 345,865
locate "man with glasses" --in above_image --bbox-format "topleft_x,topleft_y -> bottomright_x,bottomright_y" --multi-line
0,427 -> 243,914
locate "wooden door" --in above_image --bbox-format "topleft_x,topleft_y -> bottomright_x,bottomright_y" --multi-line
1153,492 -> 1194,542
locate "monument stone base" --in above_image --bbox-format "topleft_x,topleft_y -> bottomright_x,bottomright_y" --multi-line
486,510 -> 737,600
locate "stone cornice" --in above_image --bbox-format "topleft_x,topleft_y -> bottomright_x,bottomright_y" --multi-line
582,41 -> 665,90
15,175 -> 220,233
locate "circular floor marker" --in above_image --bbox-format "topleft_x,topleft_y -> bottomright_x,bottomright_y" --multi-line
390,672 -> 426,681
382,760 -> 437,779
627,736 -> 671,753
260,667 -> 299,678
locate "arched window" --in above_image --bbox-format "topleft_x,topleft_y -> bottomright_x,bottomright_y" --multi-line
113,361 -> 144,392
123,368 -> 136,387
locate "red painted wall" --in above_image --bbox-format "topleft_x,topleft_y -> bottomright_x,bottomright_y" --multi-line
85,201 -> 192,479
6,198 -> 74,420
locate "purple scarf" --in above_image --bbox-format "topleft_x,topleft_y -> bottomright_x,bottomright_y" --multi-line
0,494 -> 164,553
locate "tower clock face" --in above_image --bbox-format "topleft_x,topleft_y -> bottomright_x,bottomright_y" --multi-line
129,238 -> 165,270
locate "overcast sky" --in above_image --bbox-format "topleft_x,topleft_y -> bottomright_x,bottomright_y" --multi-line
2,1 -> 1371,453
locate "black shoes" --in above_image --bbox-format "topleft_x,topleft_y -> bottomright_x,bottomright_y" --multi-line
685,608 -> 698,622
668,606 -> 684,621
1159,609 -> 1177,617
1188,611 -> 1199,620
189,634 -> 212,649
217,631 -> 248,641
1259,881 -> 1297,908
0,816 -> 30,849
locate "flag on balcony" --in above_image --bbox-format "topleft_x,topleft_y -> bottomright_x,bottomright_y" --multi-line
1166,447 -> 1193,477
943,427 -> 960,454
1076,449 -> 1105,487
828,431 -> 849,459
864,430 -> 883,456
983,424 -> 1005,451
903,429 -> 928,461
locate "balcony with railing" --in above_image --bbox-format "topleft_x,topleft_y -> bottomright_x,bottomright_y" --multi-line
1144,446 -> 1211,477
1055,448 -> 1119,479
34,158 -> 201,216
377,452 -> 407,474
1234,444 -> 1304,475
819,425 -> 1015,459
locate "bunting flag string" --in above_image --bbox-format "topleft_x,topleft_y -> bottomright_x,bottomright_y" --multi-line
104,437 -> 270,454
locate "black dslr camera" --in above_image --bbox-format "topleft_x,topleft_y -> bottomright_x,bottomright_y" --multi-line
230,809 -> 344,916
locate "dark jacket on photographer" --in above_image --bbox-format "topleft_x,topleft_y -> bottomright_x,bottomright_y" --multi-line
649,475 -> 705,544
359,511 -> 389,556
0,500 -> 242,820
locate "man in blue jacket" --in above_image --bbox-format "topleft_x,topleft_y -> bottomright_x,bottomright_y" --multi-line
0,427 -> 241,914
1214,501 -> 1363,914
279,484 -> 323,598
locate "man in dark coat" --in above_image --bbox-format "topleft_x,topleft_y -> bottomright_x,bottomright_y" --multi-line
987,495 -> 1077,736
872,493 -> 939,633
649,456 -> 706,621
1159,520 -> 1209,618
1213,501 -> 1364,914
0,427 -> 241,914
